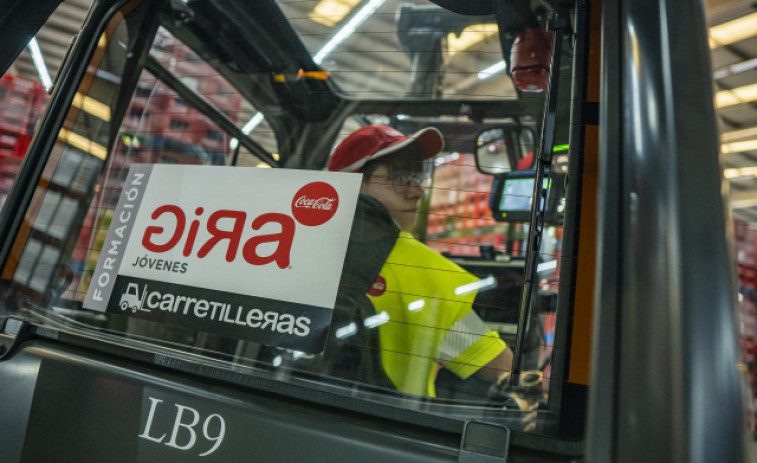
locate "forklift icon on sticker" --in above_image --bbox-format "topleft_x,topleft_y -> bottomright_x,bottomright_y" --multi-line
119,282 -> 148,313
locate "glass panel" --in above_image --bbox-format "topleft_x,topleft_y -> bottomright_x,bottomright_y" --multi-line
0,0 -> 574,437
281,0 -> 519,100
0,0 -> 87,214
12,239 -> 42,286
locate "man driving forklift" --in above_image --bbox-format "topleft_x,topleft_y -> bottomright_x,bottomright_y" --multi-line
327,124 -> 515,397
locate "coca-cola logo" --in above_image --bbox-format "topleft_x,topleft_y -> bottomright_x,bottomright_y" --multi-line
291,182 -> 339,226
294,196 -> 336,210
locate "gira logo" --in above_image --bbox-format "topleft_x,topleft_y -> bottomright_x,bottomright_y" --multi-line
141,182 -> 339,269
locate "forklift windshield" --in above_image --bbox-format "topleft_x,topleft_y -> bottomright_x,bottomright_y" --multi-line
0,0 -> 576,444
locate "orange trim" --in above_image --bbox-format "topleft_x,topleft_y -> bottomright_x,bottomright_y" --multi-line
297,70 -> 330,80
567,0 -> 601,386
568,125 -> 598,386
586,0 -> 601,103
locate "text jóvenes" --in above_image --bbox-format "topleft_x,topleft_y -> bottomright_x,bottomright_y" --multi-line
131,255 -> 188,273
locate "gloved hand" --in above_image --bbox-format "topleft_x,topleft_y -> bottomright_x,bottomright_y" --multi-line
488,370 -> 545,432
488,370 -> 545,411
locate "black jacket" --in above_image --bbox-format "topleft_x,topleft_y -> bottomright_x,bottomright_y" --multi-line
293,194 -> 399,390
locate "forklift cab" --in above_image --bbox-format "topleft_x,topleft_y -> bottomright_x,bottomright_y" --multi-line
0,0 -> 746,462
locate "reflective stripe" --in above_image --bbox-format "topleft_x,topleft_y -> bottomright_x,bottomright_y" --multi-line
436,311 -> 491,365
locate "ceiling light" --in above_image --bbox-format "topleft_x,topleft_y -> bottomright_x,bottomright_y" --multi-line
58,128 -> 107,159
730,198 -> 757,209
478,60 -> 507,80
448,24 -> 498,55
229,112 -> 265,149
72,93 -> 111,121
713,57 -> 757,80
363,310 -> 389,328
27,37 -> 52,92
724,166 -> 757,179
335,322 -> 358,339
241,112 -> 264,133
537,260 -> 557,273
715,83 -> 757,108
435,152 -> 460,167
722,139 -> 757,154
313,0 -> 386,65
455,275 -> 497,296
407,299 -> 425,312
722,126 -> 757,143
709,12 -> 757,48
310,0 -> 362,27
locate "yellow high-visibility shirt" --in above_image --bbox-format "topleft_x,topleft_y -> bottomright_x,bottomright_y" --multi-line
369,232 -> 507,397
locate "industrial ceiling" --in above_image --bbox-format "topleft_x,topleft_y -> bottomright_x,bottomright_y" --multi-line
6,0 -> 757,222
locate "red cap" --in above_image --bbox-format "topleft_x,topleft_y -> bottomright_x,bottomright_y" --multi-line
327,125 -> 444,172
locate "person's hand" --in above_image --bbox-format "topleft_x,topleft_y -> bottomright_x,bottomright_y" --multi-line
488,370 -> 545,411
488,370 -> 545,432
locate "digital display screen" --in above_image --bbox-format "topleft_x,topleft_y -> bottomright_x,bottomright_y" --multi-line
490,171 -> 563,223
499,177 -> 535,211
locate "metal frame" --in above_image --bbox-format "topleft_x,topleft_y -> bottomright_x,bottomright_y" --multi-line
547,0 -> 591,434
510,1 -> 570,384
0,0 -> 129,273
0,0 -> 62,76
588,0 -> 746,461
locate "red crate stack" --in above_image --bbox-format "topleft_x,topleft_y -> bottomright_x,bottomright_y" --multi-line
0,76 -> 36,140
119,41 -> 243,166
0,74 -> 49,204
427,153 -> 505,256
0,75 -> 48,156
475,191 -> 493,227
734,218 -> 757,437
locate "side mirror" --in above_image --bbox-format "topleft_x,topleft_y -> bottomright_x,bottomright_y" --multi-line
475,126 -> 535,175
